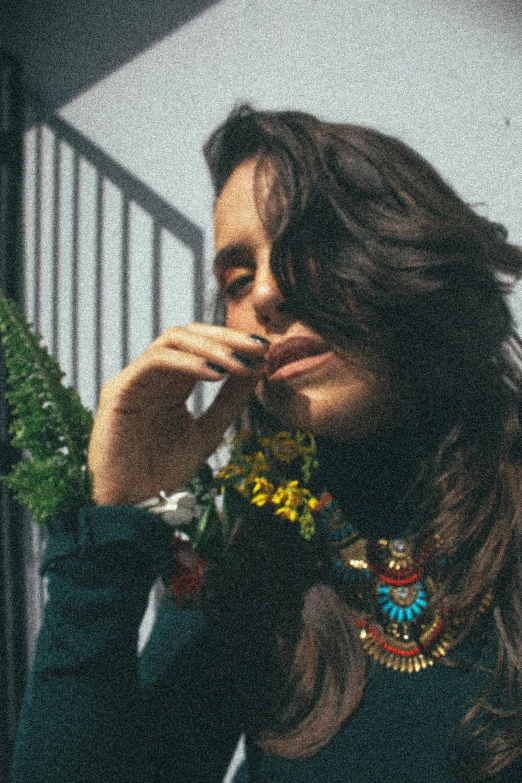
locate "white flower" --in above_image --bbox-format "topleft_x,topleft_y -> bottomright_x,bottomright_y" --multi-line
149,490 -> 201,526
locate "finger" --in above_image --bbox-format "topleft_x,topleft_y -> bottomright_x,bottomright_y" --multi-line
100,348 -> 229,413
146,331 -> 268,375
159,323 -> 270,357
184,322 -> 270,345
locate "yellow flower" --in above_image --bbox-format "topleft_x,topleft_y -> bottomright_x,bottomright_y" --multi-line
251,492 -> 271,507
218,429 -> 320,540
252,477 -> 274,495
269,432 -> 304,463
275,506 -> 299,522
250,477 -> 275,507
270,486 -> 285,505
217,464 -> 242,481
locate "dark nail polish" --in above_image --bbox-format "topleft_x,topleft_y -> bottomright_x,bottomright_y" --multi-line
233,352 -> 262,369
250,335 -> 270,346
232,353 -> 267,369
206,361 -> 227,374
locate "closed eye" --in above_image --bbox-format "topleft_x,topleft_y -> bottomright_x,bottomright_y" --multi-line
222,272 -> 255,300
213,244 -> 256,301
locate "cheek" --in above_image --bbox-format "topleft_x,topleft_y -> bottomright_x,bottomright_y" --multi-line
224,309 -> 235,329
225,302 -> 254,331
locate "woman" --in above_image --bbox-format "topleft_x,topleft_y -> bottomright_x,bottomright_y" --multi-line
12,106 -> 522,782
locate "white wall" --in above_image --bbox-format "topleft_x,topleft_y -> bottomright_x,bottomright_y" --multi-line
58,0 -> 522,293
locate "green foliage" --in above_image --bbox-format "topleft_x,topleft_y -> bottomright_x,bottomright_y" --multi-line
189,499 -> 224,563
183,463 -> 224,562
0,290 -> 94,523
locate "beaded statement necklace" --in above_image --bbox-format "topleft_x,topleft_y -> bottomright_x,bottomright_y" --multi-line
318,495 -> 492,673
212,430 -> 493,674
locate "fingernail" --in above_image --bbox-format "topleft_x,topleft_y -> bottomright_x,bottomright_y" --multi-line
250,335 -> 270,346
206,361 -> 227,374
231,352 -> 266,369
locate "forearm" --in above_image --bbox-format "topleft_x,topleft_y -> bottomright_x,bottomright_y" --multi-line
12,504 -> 244,783
11,506 -> 172,783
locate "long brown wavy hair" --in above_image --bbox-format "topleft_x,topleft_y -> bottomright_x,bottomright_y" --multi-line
202,105 -> 522,777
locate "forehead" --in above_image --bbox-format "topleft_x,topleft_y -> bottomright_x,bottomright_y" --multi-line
214,158 -> 256,227
213,158 -> 275,250
213,159 -> 258,246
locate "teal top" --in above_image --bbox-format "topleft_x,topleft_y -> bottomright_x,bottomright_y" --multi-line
11,506 -> 521,782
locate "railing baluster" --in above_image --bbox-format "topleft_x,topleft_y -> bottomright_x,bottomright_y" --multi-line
33,124 -> 42,333
0,65 -> 9,132
71,151 -> 80,390
0,165 -> 7,289
0,52 -> 27,776
94,171 -> 104,396
193,234 -> 204,325
121,195 -> 130,368
152,221 -> 161,339
51,135 -> 61,358
192,234 -> 205,416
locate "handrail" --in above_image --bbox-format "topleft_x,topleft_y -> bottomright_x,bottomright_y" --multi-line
31,96 -> 204,252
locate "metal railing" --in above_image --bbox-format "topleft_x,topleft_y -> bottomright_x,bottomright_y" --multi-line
24,95 -> 205,412
22,92 -> 207,641
0,50 -> 207,771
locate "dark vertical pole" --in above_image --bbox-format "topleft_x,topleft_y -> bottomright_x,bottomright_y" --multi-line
94,172 -> 103,396
121,196 -> 130,367
32,123 -> 42,333
152,221 -> 161,339
51,135 -> 61,358
0,51 -> 27,778
71,151 -> 80,389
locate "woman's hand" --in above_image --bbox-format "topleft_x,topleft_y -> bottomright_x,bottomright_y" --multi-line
88,324 -> 269,505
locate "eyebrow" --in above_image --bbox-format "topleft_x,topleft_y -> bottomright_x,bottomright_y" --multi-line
212,244 -> 252,273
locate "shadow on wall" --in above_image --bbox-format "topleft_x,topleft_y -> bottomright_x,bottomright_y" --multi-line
0,0 -> 223,112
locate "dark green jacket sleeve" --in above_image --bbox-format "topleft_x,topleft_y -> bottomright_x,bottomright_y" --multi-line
11,506 -> 243,783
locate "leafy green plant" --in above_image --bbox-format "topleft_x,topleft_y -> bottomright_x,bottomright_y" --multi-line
0,290 -> 94,523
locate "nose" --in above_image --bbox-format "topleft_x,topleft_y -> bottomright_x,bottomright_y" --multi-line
251,256 -> 286,326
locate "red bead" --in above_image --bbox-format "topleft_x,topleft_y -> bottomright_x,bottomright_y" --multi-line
368,625 -> 421,657
370,564 -> 420,586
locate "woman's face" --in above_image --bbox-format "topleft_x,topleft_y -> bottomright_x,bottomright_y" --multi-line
213,158 -> 391,440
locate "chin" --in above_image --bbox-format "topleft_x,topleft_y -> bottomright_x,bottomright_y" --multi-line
256,382 -> 346,439
256,379 -> 389,440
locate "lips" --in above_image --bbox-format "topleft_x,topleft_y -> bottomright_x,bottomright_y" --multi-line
267,337 -> 330,376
